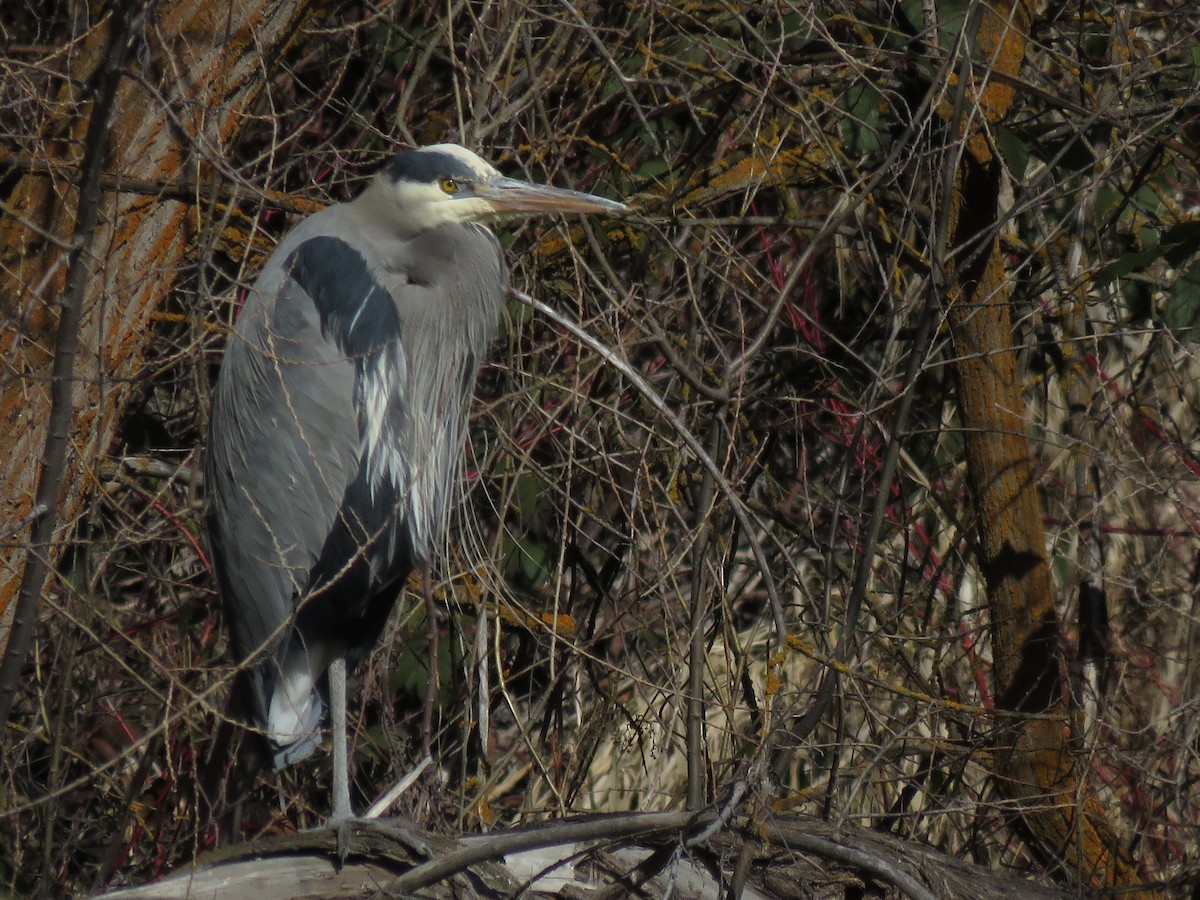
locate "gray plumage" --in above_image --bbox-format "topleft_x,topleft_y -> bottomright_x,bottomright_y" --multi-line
208,209 -> 502,765
205,143 -> 627,824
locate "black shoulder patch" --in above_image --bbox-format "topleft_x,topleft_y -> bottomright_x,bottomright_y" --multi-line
286,236 -> 400,358
382,149 -> 480,186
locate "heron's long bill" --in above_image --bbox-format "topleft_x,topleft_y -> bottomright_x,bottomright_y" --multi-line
481,176 -> 630,217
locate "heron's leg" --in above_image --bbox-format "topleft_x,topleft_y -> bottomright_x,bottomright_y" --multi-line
421,568 -> 438,758
328,653 -> 353,824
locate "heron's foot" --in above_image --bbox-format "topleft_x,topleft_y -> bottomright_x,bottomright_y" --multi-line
327,813 -> 406,866
328,808 -> 355,865
335,819 -> 352,865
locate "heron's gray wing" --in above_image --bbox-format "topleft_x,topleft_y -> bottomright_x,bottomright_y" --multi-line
207,210 -> 504,767
206,251 -> 361,670
207,226 -> 415,763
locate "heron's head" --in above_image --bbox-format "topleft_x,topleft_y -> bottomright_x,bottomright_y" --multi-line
377,143 -> 629,233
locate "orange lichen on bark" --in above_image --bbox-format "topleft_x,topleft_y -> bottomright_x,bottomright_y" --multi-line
940,1 -> 1151,892
932,1 -> 1033,165
973,2 -> 1029,115
0,2 -> 318,630
677,143 -> 831,209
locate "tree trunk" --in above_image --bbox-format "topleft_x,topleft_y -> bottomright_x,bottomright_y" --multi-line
0,0 -> 314,682
940,1 -> 1147,892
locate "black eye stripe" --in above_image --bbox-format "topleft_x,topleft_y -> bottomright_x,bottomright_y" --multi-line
384,149 -> 481,185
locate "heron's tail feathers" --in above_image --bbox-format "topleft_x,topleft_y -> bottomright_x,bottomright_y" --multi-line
266,645 -> 327,769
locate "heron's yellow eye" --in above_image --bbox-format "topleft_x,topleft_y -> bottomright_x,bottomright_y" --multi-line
440,178 -> 459,195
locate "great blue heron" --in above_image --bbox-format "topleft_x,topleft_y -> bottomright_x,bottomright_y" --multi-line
205,144 -> 628,828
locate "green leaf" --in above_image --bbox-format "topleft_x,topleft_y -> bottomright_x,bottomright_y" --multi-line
1163,263 -> 1200,342
899,0 -> 969,49
519,541 -> 549,583
506,295 -> 534,327
516,472 -> 549,526
1093,184 -> 1121,223
994,126 -> 1028,180
1159,221 -> 1200,267
840,82 -> 885,154
1094,245 -> 1167,287
1095,223 -> 1200,287
636,158 -> 669,180
501,530 -> 550,589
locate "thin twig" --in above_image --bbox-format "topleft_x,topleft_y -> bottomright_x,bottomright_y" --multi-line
364,755 -> 433,819
511,288 -> 786,648
0,503 -> 49,541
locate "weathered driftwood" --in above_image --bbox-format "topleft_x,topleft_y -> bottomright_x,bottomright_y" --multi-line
102,811 -> 1072,899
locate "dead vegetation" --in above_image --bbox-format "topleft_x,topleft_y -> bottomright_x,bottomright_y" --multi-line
2,1 -> 1200,896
